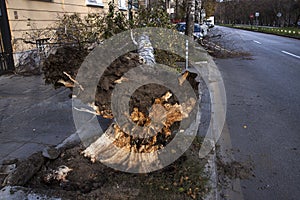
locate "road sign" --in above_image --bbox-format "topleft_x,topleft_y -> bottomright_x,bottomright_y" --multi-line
250,14 -> 254,19
255,12 -> 259,17
277,12 -> 282,18
167,8 -> 174,14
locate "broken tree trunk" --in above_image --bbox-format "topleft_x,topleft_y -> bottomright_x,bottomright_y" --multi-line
81,34 -> 199,172
42,35 -> 200,173
136,33 -> 156,65
82,90 -> 197,172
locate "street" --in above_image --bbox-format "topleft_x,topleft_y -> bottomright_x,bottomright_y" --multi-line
214,26 -> 300,200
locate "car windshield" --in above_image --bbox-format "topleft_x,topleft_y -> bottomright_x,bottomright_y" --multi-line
176,24 -> 185,32
176,23 -> 201,32
194,24 -> 200,32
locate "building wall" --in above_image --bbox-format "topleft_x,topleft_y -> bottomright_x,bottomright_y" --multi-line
6,0 -> 128,51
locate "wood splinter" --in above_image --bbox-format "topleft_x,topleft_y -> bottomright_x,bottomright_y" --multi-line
178,71 -> 189,86
62,71 -> 84,91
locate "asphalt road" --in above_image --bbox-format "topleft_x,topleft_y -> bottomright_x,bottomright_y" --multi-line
213,26 -> 300,200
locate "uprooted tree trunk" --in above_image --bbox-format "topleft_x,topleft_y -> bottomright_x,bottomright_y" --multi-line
136,33 -> 156,65
42,33 -> 199,172
81,33 -> 198,172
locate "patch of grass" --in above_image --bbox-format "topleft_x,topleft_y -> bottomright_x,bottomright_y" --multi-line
220,24 -> 300,39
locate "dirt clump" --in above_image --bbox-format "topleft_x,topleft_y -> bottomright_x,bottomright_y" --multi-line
43,46 -> 89,88
6,139 -> 209,200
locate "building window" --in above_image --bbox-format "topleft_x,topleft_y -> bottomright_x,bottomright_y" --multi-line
14,11 -> 18,19
128,0 -> 139,10
85,0 -> 104,7
133,0 -> 139,9
118,0 -> 127,11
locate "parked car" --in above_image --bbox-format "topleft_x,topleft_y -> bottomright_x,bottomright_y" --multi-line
176,22 -> 208,39
204,19 -> 214,29
200,24 -> 209,36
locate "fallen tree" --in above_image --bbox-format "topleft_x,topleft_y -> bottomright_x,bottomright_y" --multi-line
40,1 -> 202,172
0,2 -> 214,198
42,40 -> 200,168
20,36 -> 206,199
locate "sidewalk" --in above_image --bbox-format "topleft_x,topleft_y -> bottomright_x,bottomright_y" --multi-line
0,74 -> 75,164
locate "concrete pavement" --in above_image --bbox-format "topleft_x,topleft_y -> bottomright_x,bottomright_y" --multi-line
0,74 -> 75,164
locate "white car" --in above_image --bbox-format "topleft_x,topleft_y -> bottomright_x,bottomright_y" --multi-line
200,24 -> 209,36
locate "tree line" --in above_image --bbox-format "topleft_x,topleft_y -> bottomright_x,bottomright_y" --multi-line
214,0 -> 300,27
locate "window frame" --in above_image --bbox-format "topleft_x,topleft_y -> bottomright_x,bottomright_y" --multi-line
85,0 -> 104,7
118,0 -> 127,11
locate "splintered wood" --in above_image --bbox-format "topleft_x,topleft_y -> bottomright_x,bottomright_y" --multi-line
59,71 -> 84,91
178,71 -> 189,86
83,91 -> 196,163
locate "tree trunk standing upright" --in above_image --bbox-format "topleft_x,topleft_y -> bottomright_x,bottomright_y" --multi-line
185,0 -> 196,37
128,0 -> 133,21
175,0 -> 179,20
195,0 -> 201,23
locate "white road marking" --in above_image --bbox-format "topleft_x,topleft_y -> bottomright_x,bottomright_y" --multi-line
281,51 -> 300,59
195,61 -> 208,65
253,40 -> 262,44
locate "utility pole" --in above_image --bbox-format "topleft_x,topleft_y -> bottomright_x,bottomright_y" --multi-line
200,8 -> 206,24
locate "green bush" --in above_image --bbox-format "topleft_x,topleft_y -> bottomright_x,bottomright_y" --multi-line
133,1 -> 173,29
53,2 -> 130,48
221,24 -> 300,39
101,2 -> 130,39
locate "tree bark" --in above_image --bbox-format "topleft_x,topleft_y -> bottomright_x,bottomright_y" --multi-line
185,0 -> 195,37
137,34 -> 156,65
195,0 -> 202,23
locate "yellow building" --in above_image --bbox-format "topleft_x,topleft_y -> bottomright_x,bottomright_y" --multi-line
5,0 -> 129,51
0,0 -> 146,73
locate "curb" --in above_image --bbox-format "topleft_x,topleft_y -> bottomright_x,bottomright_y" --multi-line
203,139 -> 219,200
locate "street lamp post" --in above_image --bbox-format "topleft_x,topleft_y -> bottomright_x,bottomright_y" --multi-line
201,8 -> 206,24
277,12 -> 282,27
255,12 -> 259,27
250,14 -> 254,29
